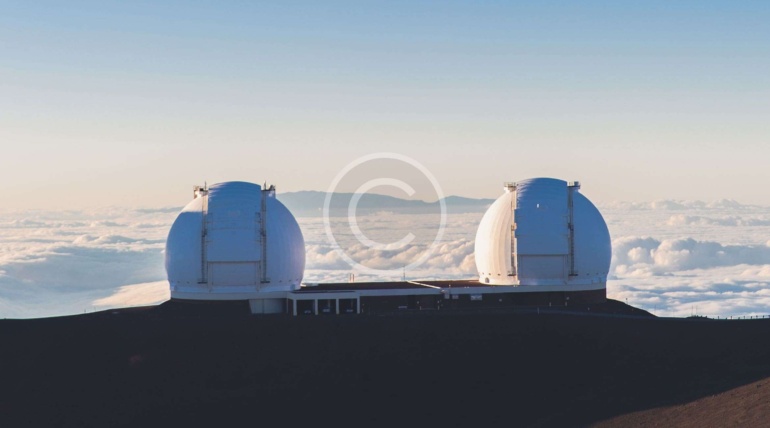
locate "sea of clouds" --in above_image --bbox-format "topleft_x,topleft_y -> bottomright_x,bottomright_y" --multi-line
2,199 -> 770,319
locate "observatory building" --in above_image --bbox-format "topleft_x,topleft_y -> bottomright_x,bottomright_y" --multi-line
165,181 -> 305,313
475,177 -> 611,289
165,178 -> 610,316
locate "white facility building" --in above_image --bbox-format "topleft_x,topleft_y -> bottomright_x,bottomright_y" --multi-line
164,178 -> 610,316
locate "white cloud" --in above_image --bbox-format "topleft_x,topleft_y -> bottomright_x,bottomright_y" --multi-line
608,266 -> 770,318
607,211 -> 770,318
93,281 -> 169,308
0,207 -> 173,318
666,214 -> 770,227
600,199 -> 750,211
612,237 -> 770,276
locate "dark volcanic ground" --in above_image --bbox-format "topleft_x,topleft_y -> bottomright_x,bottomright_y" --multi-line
1,300 -> 769,427
595,376 -> 770,427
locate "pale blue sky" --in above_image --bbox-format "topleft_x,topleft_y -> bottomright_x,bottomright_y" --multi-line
2,1 -> 769,208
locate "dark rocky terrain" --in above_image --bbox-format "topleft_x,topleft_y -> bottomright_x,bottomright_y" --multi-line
595,376 -> 770,427
1,300 -> 769,427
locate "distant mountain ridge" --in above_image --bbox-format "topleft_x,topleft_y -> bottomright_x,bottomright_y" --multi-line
276,190 -> 495,216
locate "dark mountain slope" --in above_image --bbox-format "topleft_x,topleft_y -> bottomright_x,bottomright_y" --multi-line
0,301 -> 768,427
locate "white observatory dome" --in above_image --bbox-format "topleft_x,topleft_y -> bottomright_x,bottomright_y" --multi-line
165,181 -> 305,300
474,178 -> 610,287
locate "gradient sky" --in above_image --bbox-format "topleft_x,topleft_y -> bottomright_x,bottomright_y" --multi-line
2,1 -> 769,209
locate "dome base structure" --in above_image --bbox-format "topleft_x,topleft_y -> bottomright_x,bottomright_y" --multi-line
167,279 -> 606,316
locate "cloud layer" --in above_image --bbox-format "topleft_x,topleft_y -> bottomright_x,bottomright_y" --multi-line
612,237 -> 770,276
0,208 -> 173,318
1,199 -> 770,319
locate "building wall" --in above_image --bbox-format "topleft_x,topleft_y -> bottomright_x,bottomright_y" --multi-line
358,288 -> 605,314
171,288 -> 606,315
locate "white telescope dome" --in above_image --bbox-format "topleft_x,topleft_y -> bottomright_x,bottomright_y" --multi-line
474,178 -> 610,287
165,181 -> 305,300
